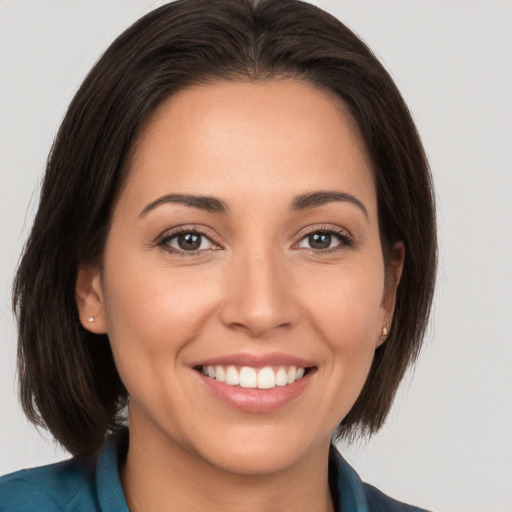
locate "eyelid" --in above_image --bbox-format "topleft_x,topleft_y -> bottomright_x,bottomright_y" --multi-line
155,224 -> 222,254
295,224 -> 353,240
155,223 -> 219,240
154,223 -> 354,256
292,224 -> 354,251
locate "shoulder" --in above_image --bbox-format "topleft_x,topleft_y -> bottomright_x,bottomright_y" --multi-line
0,430 -> 129,512
362,482 -> 431,512
329,445 -> 432,512
0,457 -> 98,512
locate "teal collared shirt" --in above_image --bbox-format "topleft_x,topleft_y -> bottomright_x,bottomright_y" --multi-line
0,432 -> 430,511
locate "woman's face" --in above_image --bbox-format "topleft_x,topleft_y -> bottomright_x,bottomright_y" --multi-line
79,80 -> 401,475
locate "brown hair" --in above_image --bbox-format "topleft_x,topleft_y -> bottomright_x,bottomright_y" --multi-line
13,0 -> 436,456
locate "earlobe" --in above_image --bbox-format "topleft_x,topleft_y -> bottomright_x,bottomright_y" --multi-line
377,242 -> 405,347
376,322 -> 388,348
75,265 -> 107,334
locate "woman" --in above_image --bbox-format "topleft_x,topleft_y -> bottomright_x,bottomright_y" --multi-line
0,0 -> 436,510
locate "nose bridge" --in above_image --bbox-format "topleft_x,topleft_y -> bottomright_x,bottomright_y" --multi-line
220,239 -> 298,336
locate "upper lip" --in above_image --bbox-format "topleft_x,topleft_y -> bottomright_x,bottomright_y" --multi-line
192,352 -> 316,369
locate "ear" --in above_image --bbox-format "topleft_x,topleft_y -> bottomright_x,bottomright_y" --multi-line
75,264 -> 107,334
377,241 -> 405,347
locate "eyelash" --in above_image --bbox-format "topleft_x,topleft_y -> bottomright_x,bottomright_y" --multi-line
157,227 -> 219,256
296,226 -> 354,253
156,225 -> 354,256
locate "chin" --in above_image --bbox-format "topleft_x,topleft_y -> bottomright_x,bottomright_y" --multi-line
191,423 -> 329,476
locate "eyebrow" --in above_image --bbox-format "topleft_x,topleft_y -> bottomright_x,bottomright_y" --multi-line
139,193 -> 229,217
290,191 -> 368,218
139,190 -> 368,219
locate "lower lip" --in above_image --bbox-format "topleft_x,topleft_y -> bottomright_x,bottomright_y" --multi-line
196,370 -> 313,413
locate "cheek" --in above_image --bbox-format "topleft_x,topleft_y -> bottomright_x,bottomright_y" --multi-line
299,261 -> 385,338
296,259 -> 385,386
101,254 -> 221,380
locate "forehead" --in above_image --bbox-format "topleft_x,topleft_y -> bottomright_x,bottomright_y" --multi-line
121,79 -> 375,216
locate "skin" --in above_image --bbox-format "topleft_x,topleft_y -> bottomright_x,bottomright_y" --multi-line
76,80 -> 403,512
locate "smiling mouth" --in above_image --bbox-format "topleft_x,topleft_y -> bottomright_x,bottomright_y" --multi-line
196,365 -> 311,390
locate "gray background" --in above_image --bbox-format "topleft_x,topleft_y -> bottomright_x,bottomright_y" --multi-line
1,1 -> 511,511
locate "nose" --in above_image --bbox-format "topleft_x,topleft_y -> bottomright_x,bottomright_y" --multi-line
219,246 -> 300,338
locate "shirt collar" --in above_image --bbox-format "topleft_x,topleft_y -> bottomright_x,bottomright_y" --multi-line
94,430 -> 368,512
95,430 -> 129,512
329,444 -> 369,512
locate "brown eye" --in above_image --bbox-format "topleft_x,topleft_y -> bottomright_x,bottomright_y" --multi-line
161,231 -> 216,253
176,233 -> 202,250
308,233 -> 332,250
297,230 -> 352,251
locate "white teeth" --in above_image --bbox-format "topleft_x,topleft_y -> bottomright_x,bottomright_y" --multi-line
225,365 -> 240,385
201,365 -> 307,389
239,367 -> 257,388
287,366 -> 296,384
215,365 -> 225,383
257,366 -> 275,389
275,367 -> 288,386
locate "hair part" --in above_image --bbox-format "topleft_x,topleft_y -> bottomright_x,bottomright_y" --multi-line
13,0 -> 436,456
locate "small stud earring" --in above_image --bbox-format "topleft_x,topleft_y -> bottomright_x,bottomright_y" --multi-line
379,322 -> 388,342
88,316 -> 95,323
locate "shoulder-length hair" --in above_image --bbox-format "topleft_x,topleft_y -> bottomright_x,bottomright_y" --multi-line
13,0 -> 436,456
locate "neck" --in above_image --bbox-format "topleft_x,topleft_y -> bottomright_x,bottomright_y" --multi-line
121,422 -> 335,512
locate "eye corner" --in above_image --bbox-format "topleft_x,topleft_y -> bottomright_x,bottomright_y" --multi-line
155,225 -> 223,256
294,226 -> 355,253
